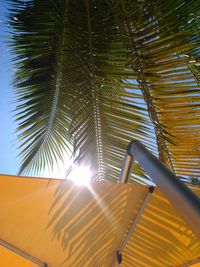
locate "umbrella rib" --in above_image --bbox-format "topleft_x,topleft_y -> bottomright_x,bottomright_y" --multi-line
119,187 -> 154,254
0,238 -> 48,267
112,186 -> 154,267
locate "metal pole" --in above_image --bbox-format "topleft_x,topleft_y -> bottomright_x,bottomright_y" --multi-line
119,153 -> 133,183
119,140 -> 200,239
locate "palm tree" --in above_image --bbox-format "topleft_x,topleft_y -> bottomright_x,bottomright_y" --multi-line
8,0 -> 200,184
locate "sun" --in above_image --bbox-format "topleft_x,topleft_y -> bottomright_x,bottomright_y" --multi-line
68,165 -> 92,186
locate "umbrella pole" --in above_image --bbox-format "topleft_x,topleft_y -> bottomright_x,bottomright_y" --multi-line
119,140 -> 200,239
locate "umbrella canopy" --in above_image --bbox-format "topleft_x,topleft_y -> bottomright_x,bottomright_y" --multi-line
0,174 -> 199,267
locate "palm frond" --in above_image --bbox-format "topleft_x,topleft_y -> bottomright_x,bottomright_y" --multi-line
9,0 -> 74,174
109,0 -> 200,176
8,0 -> 157,183
8,0 -> 200,180
61,0 -> 156,182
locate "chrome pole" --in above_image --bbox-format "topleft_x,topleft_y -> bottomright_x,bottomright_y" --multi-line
119,140 -> 200,239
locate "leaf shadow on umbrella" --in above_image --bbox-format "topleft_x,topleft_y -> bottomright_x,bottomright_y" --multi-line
47,180 -> 149,266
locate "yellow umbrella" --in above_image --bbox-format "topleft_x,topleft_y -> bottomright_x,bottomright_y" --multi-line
0,174 -> 199,267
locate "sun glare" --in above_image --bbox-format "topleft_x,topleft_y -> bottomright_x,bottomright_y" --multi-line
68,166 -> 92,186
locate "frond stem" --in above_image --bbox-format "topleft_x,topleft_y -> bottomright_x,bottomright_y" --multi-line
116,0 -> 175,172
85,0 -> 104,180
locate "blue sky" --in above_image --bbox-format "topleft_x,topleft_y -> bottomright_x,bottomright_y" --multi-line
0,1 -> 19,175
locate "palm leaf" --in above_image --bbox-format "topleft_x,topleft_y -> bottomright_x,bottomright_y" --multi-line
109,0 -> 200,177
8,0 -> 200,181
9,0 -> 74,174
8,0 -> 156,183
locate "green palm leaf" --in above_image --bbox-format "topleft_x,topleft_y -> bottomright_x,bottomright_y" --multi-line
8,0 -> 200,181
109,0 -> 200,176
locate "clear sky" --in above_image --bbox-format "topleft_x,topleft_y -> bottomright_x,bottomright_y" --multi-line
0,1 -> 19,175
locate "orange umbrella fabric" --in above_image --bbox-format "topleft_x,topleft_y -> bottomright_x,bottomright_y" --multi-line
0,174 -> 199,266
